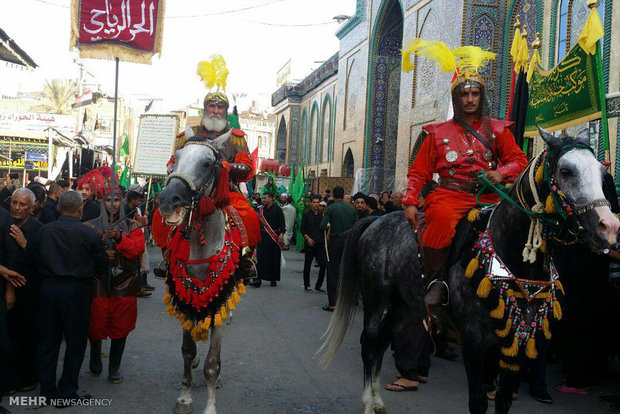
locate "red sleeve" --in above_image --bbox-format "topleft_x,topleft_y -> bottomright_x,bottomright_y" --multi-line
402,133 -> 437,207
116,227 -> 145,260
495,128 -> 528,181
234,151 -> 254,182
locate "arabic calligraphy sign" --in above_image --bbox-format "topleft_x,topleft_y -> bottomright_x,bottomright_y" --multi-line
0,111 -> 76,137
524,44 -> 603,136
70,0 -> 165,64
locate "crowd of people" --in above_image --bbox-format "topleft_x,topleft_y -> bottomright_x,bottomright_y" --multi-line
0,167 -> 157,411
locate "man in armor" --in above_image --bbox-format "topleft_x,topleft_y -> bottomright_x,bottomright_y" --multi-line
402,44 -> 528,308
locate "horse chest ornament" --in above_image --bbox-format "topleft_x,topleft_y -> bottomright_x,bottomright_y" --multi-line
465,229 -> 564,371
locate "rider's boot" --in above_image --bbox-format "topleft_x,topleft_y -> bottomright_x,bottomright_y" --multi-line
422,246 -> 451,307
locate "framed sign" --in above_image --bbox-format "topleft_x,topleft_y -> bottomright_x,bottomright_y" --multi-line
133,114 -> 178,176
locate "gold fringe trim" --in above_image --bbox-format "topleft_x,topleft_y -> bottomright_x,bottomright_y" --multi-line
542,317 -> 552,339
220,306 -> 227,320
502,335 -> 519,357
237,282 -> 246,295
214,313 -> 222,327
477,277 -> 492,298
163,293 -> 171,305
496,318 -> 512,338
467,209 -> 481,222
227,298 -> 236,311
465,257 -> 479,279
499,360 -> 520,371
182,319 -> 193,331
232,291 -> 241,303
490,297 -> 505,319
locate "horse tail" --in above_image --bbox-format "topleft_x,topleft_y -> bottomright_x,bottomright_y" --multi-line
318,217 -> 378,369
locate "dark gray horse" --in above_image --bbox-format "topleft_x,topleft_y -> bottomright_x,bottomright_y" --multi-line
319,128 -> 619,414
158,130 -> 247,414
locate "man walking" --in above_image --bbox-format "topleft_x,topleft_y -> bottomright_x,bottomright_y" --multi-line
319,186 -> 356,311
36,191 -> 108,406
281,195 -> 296,250
255,191 -> 285,287
6,188 -> 43,393
301,194 -> 327,293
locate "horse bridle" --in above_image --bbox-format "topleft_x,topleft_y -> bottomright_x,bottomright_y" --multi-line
164,140 -> 223,208
516,141 -> 610,240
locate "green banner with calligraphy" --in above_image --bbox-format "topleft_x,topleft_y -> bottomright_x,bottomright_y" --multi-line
524,43 -> 603,137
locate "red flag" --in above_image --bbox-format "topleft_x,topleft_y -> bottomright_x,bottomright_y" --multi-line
250,147 -> 259,173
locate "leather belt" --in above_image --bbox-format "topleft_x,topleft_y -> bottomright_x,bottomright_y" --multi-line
438,177 -> 486,195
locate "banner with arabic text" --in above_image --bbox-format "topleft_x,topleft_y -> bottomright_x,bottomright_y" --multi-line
70,0 -> 166,64
524,43 -> 602,136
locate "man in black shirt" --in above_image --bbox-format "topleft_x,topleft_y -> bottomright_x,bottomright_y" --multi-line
36,190 -> 108,406
39,181 -> 63,224
6,188 -> 43,393
301,194 -> 327,292
353,192 -> 370,219
0,201 -> 22,413
255,191 -> 285,287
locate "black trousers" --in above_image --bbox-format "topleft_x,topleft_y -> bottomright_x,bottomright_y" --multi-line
257,238 -> 281,282
6,284 -> 39,390
303,244 -> 326,288
327,236 -> 345,307
392,315 -> 432,380
37,278 -> 91,400
0,308 -> 8,404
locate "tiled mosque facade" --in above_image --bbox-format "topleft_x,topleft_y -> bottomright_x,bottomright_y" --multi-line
272,0 -> 620,193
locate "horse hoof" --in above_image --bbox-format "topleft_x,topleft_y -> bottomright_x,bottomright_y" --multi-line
373,407 -> 387,414
191,355 -> 200,369
215,378 -> 223,389
174,401 -> 193,414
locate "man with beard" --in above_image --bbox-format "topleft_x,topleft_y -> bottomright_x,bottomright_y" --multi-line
40,182 -> 63,224
77,170 -> 104,222
255,191 -> 285,287
402,44 -> 527,309
5,188 -> 43,394
169,92 -> 260,249
85,186 -> 145,384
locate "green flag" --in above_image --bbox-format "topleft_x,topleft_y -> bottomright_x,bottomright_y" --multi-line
119,134 -> 130,157
118,166 -> 130,188
288,162 -> 296,196
291,162 -> 306,250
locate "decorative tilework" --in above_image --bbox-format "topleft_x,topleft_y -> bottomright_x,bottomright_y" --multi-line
569,1 -> 589,47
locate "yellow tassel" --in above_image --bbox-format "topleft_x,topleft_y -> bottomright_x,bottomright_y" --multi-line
200,329 -> 209,342
237,282 -> 246,295
542,317 -> 552,339
553,300 -> 562,320
182,319 -> 193,331
502,335 -> 519,357
214,314 -> 222,327
220,307 -> 228,320
177,313 -> 186,322
227,298 -> 236,311
477,277 -> 492,298
232,291 -> 241,303
535,165 -> 544,186
467,209 -> 481,222
499,360 -> 520,372
203,317 -> 211,329
526,337 -> 538,359
495,318 -> 512,338
555,280 -> 565,295
191,327 -> 200,342
163,293 -> 171,305
465,257 -> 479,279
490,298 -> 505,319
540,239 -> 547,253
545,194 -> 556,214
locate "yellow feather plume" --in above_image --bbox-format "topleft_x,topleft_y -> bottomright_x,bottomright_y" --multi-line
401,38 -> 428,72
452,46 -> 496,73
197,54 -> 229,91
417,41 -> 456,72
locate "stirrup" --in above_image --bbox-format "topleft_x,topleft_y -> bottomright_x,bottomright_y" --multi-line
427,279 -> 450,306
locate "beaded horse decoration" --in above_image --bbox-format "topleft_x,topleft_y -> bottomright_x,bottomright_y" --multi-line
464,131 -> 611,371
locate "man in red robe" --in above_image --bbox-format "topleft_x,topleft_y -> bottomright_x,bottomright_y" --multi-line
403,71 -> 528,307
85,186 -> 145,384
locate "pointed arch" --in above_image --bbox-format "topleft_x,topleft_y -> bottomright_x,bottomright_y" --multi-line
309,102 -> 320,163
342,148 -> 354,178
321,93 -> 332,163
276,117 -> 287,164
300,107 -> 308,164
332,97 -> 337,161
